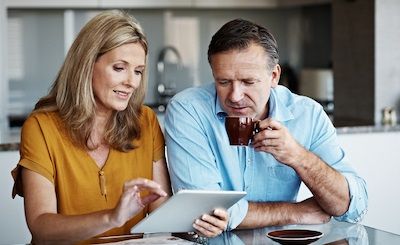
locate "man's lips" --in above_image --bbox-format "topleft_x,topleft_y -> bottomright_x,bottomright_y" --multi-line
227,104 -> 249,110
228,106 -> 249,115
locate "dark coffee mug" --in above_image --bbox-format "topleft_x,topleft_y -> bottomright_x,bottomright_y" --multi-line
225,116 -> 259,146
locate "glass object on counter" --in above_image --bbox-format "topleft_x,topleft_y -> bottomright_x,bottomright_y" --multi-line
382,107 -> 397,126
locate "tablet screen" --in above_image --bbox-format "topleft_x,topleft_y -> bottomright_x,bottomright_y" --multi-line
131,189 -> 246,233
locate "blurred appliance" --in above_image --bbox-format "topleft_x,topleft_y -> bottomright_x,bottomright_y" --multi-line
156,46 -> 192,110
299,68 -> 334,116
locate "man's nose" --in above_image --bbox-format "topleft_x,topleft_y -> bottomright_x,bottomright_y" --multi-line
229,81 -> 244,102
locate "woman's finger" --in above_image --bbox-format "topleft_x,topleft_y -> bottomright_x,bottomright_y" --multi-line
123,179 -> 167,197
124,178 -> 159,189
140,193 -> 163,206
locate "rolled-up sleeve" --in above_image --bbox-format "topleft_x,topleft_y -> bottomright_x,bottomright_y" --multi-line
227,199 -> 248,230
335,172 -> 368,223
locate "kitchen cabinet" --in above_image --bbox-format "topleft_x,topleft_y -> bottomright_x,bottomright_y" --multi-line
192,0 -> 278,8
5,0 -> 331,9
5,0 -> 98,8
98,0 -> 192,8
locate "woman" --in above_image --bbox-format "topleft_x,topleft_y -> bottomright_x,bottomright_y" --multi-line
11,10 -> 227,244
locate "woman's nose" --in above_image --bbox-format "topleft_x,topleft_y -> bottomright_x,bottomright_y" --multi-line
126,71 -> 141,89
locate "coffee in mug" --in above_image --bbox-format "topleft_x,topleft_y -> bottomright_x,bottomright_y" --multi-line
225,116 -> 258,146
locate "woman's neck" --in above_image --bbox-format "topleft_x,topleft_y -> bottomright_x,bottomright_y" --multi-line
88,112 -> 111,149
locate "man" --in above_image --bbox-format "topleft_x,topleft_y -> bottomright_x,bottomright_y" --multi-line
164,18 -> 368,230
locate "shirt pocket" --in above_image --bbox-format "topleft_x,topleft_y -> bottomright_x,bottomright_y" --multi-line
251,165 -> 300,202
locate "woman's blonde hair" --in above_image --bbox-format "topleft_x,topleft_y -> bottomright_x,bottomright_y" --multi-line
34,10 -> 148,152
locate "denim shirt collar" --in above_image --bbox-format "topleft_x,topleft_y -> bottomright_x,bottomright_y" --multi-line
268,87 -> 294,122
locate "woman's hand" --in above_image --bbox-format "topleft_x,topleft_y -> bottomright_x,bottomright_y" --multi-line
193,208 -> 229,237
111,178 -> 167,227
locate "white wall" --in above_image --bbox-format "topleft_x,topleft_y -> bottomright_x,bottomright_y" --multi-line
0,151 -> 31,244
338,131 -> 400,235
298,131 -> 400,235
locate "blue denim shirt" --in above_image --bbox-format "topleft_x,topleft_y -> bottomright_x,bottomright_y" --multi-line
165,83 -> 368,230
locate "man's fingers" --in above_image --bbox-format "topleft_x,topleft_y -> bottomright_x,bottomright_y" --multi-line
213,209 -> 227,218
258,118 -> 282,131
193,218 -> 222,237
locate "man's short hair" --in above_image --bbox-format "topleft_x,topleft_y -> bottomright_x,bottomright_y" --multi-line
207,18 -> 279,70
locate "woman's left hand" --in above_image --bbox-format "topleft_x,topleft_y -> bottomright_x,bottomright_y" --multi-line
193,208 -> 229,237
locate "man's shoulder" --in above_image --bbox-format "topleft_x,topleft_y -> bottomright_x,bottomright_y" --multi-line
275,85 -> 322,109
171,83 -> 215,105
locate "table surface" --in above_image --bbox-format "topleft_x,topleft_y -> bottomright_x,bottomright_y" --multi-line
206,219 -> 399,244
96,219 -> 400,244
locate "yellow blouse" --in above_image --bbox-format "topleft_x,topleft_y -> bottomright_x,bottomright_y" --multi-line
12,106 -> 165,238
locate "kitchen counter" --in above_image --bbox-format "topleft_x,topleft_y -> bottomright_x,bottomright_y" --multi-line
336,123 -> 400,134
1,123 -> 400,152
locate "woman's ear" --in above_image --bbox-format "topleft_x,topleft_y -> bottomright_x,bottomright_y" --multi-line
271,64 -> 281,88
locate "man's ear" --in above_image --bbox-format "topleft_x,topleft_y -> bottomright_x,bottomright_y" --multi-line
271,64 -> 281,88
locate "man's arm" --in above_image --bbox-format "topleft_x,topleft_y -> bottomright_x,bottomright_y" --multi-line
252,118 -> 350,217
238,198 -> 331,229
293,149 -> 350,216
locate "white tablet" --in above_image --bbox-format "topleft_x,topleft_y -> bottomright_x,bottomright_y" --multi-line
130,189 -> 246,234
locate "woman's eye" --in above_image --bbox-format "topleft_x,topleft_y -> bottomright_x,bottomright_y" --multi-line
113,66 -> 124,72
135,70 -> 143,75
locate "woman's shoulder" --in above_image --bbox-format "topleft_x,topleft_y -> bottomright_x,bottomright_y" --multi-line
22,111 -> 69,139
139,105 -> 160,128
140,105 -> 157,120
24,110 -> 61,127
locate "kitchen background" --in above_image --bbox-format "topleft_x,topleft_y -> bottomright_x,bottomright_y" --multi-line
1,0 -> 399,139
3,3 -> 333,130
1,1 -> 400,244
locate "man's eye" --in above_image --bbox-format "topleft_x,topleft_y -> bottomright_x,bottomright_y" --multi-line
218,80 -> 230,86
243,80 -> 256,86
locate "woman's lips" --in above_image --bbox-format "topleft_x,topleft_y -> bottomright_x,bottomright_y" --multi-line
113,90 -> 130,99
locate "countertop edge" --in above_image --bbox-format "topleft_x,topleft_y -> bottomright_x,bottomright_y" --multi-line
336,124 -> 400,134
2,124 -> 400,151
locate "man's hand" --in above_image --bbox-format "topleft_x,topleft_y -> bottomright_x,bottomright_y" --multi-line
295,198 -> 331,224
193,208 -> 229,237
252,118 -> 306,167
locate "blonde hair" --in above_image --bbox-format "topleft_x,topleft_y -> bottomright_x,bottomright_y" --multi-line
34,10 -> 148,152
